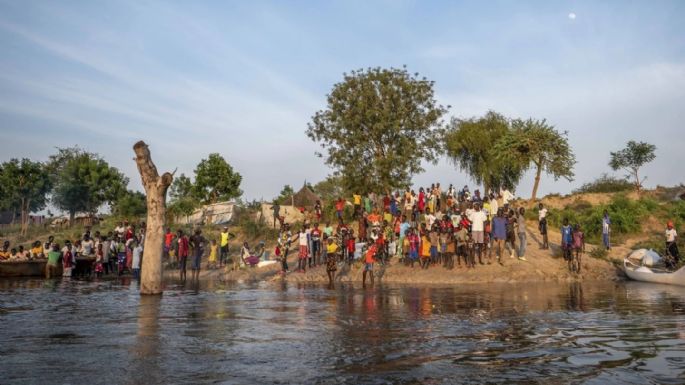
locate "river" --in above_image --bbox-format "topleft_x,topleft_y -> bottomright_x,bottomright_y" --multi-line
1,278 -> 684,384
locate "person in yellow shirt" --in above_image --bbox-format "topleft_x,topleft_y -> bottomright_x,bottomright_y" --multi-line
208,239 -> 218,269
421,232 -> 431,270
352,193 -> 362,219
0,241 -> 10,260
325,237 -> 338,288
220,227 -> 230,267
30,241 -> 44,259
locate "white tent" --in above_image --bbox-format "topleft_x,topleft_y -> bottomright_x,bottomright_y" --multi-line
177,201 -> 236,225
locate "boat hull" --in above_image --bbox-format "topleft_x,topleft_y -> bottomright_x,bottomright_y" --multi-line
624,260 -> 685,286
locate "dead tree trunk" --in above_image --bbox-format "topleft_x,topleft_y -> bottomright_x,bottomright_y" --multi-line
133,141 -> 173,295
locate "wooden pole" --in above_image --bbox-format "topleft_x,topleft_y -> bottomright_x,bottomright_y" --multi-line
133,141 -> 173,295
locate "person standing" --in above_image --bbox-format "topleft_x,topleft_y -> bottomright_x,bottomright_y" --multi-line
45,244 -> 61,279
538,203 -> 549,250
164,227 -> 174,262
363,241 -> 377,287
220,227 -> 230,267
296,226 -> 309,272
177,230 -> 189,281
189,229 -> 206,281
665,221 -> 679,269
311,223 -> 322,266
326,237 -> 338,288
491,209 -> 508,265
132,241 -> 143,280
516,207 -> 527,261
353,193 -> 362,219
271,202 -> 281,228
62,242 -> 75,278
602,210 -> 611,251
469,203 -> 488,264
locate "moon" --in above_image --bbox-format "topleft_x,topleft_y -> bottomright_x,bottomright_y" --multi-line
568,12 -> 577,20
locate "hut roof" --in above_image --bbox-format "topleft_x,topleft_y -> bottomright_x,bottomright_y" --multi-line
289,186 -> 321,207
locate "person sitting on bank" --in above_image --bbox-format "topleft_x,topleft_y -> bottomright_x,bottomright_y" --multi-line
0,241 -> 10,260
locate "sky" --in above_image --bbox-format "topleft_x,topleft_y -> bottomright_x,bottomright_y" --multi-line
1,0 -> 684,208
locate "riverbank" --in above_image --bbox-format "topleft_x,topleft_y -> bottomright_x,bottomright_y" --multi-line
165,225 -> 624,285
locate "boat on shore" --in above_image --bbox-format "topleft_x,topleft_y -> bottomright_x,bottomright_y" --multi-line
623,249 -> 685,286
0,257 -> 95,278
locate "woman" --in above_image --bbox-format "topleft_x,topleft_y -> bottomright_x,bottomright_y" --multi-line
325,237 -> 338,288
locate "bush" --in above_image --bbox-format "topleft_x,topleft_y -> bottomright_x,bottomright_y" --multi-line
573,174 -> 633,194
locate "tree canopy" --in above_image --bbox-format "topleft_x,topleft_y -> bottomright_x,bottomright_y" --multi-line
494,118 -> 576,200
306,66 -> 448,194
112,190 -> 147,219
609,140 -> 656,193
193,153 -> 242,204
273,184 -> 294,205
48,147 -> 128,221
444,111 -> 524,193
0,158 -> 52,234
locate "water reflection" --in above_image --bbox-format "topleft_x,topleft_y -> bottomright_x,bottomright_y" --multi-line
0,279 -> 684,384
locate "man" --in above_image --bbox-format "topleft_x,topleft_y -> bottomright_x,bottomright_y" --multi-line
271,202 -> 281,228
164,227 -> 174,262
469,203 -> 488,264
665,221 -> 679,269
335,197 -> 345,220
189,229 -> 206,281
220,226 -> 230,267
363,241 -> 377,287
538,203 -> 549,249
131,241 -> 143,280
516,207 -> 527,261
501,188 -> 514,206
45,244 -> 61,279
491,209 -> 508,264
602,210 -> 611,250
352,193 -> 362,219
398,215 -> 410,259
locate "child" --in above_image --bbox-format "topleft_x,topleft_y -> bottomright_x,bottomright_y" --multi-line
407,228 -> 420,268
208,239 -> 218,269
429,226 -> 439,265
538,203 -> 549,249
440,228 -> 453,269
132,241 -> 143,280
561,219 -> 573,265
455,225 -> 468,268
346,229 -> 356,265
326,237 -> 338,287
95,243 -> 104,278
275,244 -> 287,274
62,242 -> 75,277
297,226 -> 309,272
420,231 -> 431,270
363,240 -> 376,287
572,224 -> 585,273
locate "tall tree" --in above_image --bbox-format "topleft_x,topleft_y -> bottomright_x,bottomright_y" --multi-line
0,159 -> 52,235
167,173 -> 199,222
609,140 -> 656,194
168,173 -> 194,201
494,118 -> 576,200
48,147 -> 128,223
193,153 -> 242,204
444,111 -> 524,194
306,66 -> 448,194
274,184 -> 294,205
312,175 -> 346,203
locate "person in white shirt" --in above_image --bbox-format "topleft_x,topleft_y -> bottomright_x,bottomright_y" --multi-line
81,235 -> 94,256
425,212 -> 437,228
469,203 -> 488,264
538,203 -> 549,249
489,195 -> 499,219
501,189 -> 514,205
665,221 -> 679,269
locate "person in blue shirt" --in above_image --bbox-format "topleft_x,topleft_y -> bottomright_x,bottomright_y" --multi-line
491,208 -> 509,264
561,218 -> 574,262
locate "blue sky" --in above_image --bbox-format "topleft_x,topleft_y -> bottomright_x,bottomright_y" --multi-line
1,0 -> 684,205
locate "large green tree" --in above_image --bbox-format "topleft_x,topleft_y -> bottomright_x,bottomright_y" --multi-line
193,153 -> 242,204
444,111 -> 524,194
494,118 -> 576,200
609,140 -> 656,194
0,158 -> 52,234
112,190 -> 147,218
273,184 -> 294,205
167,173 -> 199,221
48,147 -> 128,223
306,66 -> 448,194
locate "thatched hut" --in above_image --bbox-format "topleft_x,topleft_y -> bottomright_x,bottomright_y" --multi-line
287,185 -> 321,208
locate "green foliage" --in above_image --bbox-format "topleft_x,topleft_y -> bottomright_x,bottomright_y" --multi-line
494,118 -> 576,200
307,66 -> 448,194
193,153 -> 242,203
609,140 -> 656,192
48,147 -> 128,219
112,190 -> 147,219
311,175 -> 346,203
169,173 -> 194,201
273,185 -> 294,205
0,158 -> 52,233
573,174 -> 633,194
588,247 -> 608,260
445,111 -> 524,192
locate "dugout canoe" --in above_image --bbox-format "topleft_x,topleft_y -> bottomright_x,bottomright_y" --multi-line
0,256 -> 95,277
623,258 -> 685,286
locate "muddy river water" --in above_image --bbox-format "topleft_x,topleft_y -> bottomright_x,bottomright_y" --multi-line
1,278 -> 684,384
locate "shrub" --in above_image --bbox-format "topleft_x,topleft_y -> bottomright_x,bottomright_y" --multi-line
573,174 -> 633,194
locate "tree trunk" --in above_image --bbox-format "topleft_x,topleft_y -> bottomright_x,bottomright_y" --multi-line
20,197 -> 29,236
633,168 -> 641,195
530,162 -> 543,201
69,211 -> 75,227
134,141 -> 173,295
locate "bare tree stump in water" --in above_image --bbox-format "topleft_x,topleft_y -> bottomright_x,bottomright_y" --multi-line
133,141 -> 173,295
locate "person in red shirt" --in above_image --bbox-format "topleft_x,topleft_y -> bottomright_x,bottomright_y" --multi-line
346,229 -> 356,265
310,223 -> 322,266
335,197 -> 345,220
176,229 -> 190,281
164,227 -> 174,261
364,241 -> 377,287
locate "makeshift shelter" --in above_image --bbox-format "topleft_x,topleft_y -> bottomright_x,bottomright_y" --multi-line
177,201 -> 236,225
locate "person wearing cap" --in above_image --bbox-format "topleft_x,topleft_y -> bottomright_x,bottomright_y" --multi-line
665,221 -> 679,269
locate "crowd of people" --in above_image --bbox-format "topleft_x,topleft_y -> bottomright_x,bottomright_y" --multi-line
271,183 -> 677,286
